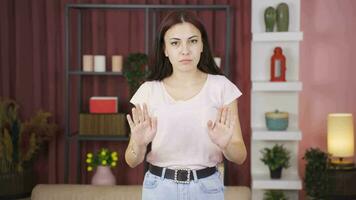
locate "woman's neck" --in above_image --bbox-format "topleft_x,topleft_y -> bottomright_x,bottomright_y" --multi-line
165,69 -> 206,86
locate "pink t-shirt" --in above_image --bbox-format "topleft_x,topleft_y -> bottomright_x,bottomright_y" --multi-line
130,74 -> 242,169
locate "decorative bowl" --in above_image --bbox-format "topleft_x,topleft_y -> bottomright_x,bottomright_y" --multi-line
265,110 -> 289,131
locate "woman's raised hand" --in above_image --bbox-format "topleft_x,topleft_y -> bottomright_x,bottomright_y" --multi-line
126,103 -> 157,147
207,107 -> 236,150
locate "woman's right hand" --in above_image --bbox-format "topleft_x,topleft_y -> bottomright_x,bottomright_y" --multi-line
126,103 -> 157,147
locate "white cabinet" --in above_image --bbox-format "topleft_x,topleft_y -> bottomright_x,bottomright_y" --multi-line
250,0 -> 303,199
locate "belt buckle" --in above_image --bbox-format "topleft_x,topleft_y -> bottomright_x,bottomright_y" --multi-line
174,168 -> 191,184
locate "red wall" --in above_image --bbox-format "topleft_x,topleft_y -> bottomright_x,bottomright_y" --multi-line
299,0 -> 356,197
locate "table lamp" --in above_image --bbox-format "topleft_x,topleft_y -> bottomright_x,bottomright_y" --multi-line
327,113 -> 355,168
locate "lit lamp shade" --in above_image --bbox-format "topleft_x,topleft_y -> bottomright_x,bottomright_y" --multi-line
327,113 -> 354,158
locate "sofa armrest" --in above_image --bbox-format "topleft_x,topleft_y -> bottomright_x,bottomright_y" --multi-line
32,184 -> 250,200
225,186 -> 251,200
31,184 -> 142,200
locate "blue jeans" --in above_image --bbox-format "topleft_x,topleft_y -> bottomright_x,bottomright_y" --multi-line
142,170 -> 224,200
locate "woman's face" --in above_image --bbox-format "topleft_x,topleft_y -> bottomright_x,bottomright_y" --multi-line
164,22 -> 203,73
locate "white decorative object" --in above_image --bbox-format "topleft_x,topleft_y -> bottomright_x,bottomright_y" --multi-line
94,55 -> 106,72
83,55 -> 93,72
251,0 -> 303,199
214,57 -> 221,68
112,55 -> 123,72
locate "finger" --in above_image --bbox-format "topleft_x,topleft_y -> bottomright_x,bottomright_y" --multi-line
132,107 -> 139,124
207,126 -> 214,140
135,104 -> 143,123
126,114 -> 135,129
151,117 -> 157,132
207,120 -> 214,131
140,104 -> 146,122
221,107 -> 227,124
145,106 -> 152,127
226,109 -> 231,128
215,108 -> 223,124
230,115 -> 237,129
225,108 -> 229,124
143,103 -> 149,122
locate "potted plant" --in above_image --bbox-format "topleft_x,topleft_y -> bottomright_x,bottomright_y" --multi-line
123,53 -> 149,97
86,148 -> 119,185
261,144 -> 290,179
0,98 -> 57,198
303,148 -> 329,200
263,190 -> 288,200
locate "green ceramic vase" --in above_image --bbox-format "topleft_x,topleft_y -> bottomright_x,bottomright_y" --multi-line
276,3 -> 289,32
264,7 -> 276,32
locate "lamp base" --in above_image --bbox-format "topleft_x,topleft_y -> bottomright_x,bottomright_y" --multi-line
330,157 -> 355,170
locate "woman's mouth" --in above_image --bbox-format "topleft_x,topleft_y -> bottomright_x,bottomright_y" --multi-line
179,59 -> 192,64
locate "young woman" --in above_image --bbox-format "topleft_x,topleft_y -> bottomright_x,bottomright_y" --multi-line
125,10 -> 246,200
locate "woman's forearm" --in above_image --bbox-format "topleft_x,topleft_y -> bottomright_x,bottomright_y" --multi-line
222,139 -> 247,165
125,140 -> 147,168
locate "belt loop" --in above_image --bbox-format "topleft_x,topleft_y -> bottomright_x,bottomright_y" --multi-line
161,167 -> 166,180
192,170 -> 198,183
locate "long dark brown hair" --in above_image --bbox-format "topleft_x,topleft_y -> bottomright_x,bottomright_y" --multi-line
147,10 -> 223,81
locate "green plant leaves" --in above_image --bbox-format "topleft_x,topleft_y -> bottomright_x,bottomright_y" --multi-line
123,53 -> 149,97
260,144 -> 291,171
263,190 -> 288,200
303,148 -> 329,199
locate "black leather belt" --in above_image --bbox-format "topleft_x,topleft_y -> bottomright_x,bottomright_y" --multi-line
149,164 -> 217,184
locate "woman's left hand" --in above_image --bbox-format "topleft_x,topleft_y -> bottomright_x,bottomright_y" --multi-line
207,107 -> 236,150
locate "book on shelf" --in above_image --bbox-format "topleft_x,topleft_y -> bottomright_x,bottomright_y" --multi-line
79,113 -> 127,136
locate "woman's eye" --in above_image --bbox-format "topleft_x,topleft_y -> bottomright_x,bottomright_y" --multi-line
171,41 -> 178,46
190,39 -> 198,44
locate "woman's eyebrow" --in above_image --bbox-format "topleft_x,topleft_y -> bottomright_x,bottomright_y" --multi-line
169,35 -> 199,40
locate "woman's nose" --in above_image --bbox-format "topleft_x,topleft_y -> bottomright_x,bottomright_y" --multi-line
180,43 -> 190,55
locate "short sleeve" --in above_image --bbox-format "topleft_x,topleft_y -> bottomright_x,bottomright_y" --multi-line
130,82 -> 151,105
221,77 -> 242,106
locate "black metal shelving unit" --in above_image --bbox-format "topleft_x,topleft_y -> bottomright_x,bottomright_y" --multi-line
64,3 -> 232,184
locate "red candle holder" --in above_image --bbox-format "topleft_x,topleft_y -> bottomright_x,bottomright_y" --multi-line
270,47 -> 286,82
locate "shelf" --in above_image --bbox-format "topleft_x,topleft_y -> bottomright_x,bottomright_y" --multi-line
252,127 -> 302,141
68,70 -> 124,76
252,81 -> 302,92
74,134 -> 129,141
252,173 -> 302,190
252,32 -> 303,42
67,4 -> 230,9
64,4 -> 234,185
251,0 -> 302,198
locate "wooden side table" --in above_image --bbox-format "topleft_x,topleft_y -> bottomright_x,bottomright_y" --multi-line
327,167 -> 356,200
